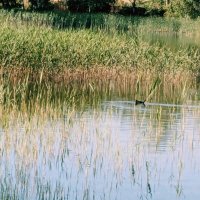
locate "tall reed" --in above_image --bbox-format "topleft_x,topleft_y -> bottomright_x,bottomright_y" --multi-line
0,19 -> 199,72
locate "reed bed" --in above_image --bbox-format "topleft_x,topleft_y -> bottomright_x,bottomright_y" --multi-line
1,9 -> 200,35
1,65 -> 197,117
0,8 -> 199,114
0,9 -> 200,72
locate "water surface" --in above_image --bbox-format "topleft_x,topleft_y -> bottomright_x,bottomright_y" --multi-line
1,97 -> 200,200
142,32 -> 200,50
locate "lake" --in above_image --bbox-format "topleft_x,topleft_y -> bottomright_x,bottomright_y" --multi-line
1,32 -> 200,200
1,82 -> 200,200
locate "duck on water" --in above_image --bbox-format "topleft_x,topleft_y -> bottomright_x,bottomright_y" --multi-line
135,99 -> 146,106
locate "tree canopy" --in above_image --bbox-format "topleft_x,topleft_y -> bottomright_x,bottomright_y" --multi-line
0,0 -> 200,18
167,0 -> 200,18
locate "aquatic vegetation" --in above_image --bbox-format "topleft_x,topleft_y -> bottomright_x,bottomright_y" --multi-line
1,9 -> 200,34
0,9 -> 200,73
1,65 -> 197,114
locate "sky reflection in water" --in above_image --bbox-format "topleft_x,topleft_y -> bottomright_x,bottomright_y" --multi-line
1,100 -> 200,200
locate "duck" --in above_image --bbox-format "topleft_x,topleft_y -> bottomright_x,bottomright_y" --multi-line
135,99 -> 146,106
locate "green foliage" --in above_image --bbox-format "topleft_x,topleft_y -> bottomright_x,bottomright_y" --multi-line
0,10 -> 200,74
166,0 -> 200,18
29,0 -> 52,10
67,0 -> 116,13
0,0 -> 53,10
0,0 -> 17,8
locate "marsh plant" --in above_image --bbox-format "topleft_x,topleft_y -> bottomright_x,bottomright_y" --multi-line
1,8 -> 199,123
0,18 -> 200,70
1,10 -> 200,34
0,9 -> 200,83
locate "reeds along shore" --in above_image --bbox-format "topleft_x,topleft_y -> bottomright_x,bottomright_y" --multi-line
0,9 -> 200,72
1,9 -> 200,35
1,66 -> 196,113
1,22 -> 199,72
0,9 -> 200,112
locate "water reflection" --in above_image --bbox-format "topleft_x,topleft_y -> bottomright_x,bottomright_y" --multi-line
142,32 -> 200,50
0,99 -> 200,199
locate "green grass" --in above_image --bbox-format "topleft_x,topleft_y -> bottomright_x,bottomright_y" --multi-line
1,9 -> 200,34
0,10 -> 200,72
0,9 -> 200,111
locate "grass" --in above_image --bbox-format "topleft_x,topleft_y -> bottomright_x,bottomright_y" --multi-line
1,9 -> 200,34
0,9 -> 199,73
1,14 -> 199,70
0,9 -> 200,111
1,66 -> 196,116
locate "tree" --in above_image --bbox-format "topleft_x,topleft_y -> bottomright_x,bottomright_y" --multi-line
0,0 -> 51,10
165,0 -> 170,6
0,0 -> 16,8
123,0 -> 147,15
28,0 -> 51,10
67,0 -> 116,12
167,0 -> 200,18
